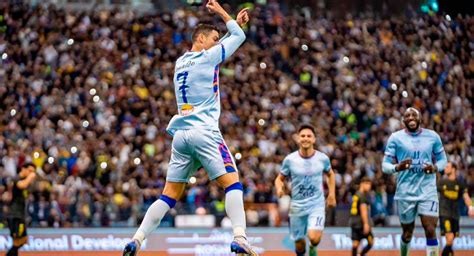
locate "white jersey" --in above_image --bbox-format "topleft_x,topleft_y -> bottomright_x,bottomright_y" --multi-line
281,150 -> 331,216
166,20 -> 246,136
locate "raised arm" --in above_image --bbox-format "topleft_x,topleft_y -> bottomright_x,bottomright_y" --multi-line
17,171 -> 37,190
206,0 -> 247,65
218,8 -> 249,43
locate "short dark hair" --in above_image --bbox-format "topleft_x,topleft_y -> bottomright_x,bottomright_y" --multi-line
360,176 -> 372,184
449,162 -> 457,171
18,162 -> 35,173
297,123 -> 316,135
192,23 -> 219,42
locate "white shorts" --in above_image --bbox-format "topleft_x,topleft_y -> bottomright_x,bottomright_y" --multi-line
397,199 -> 439,224
167,129 -> 238,182
289,208 -> 325,241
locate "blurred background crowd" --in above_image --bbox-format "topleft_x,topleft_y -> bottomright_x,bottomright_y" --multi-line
0,0 -> 472,228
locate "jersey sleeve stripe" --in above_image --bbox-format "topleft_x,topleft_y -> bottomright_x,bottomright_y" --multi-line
434,150 -> 445,155
212,65 -> 219,95
220,44 -> 225,62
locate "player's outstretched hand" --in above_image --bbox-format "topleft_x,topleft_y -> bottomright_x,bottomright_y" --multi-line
206,0 -> 225,15
327,193 -> 336,208
422,163 -> 437,174
236,8 -> 250,27
396,159 -> 412,172
206,0 -> 232,22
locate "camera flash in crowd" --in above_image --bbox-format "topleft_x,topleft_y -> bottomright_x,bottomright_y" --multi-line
10,109 -> 16,116
391,83 -> 398,91
1,53 -> 7,60
301,44 -> 308,51
134,157 -> 141,165
47,157 -> 54,164
235,152 -> 242,160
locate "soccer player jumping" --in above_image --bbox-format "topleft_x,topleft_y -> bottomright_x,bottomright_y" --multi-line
382,107 -> 447,256
123,1 -> 257,255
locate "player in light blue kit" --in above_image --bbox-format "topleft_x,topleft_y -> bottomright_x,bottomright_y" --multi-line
382,107 -> 447,256
274,124 -> 336,256
123,1 -> 258,255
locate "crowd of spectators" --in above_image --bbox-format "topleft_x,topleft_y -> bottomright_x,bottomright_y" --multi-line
0,2 -> 472,228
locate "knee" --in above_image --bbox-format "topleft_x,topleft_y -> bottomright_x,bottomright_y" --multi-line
295,239 -> 306,253
352,241 -> 360,248
424,225 -> 437,239
402,230 -> 414,242
367,235 -> 374,247
309,236 -> 321,247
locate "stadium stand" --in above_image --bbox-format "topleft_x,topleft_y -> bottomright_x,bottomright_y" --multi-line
0,2 -> 472,228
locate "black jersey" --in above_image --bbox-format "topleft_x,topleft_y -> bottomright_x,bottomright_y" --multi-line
8,178 -> 28,220
438,178 -> 467,219
349,191 -> 372,228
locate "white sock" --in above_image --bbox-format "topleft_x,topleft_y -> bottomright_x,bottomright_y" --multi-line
426,238 -> 439,256
133,199 -> 171,244
225,189 -> 247,238
426,245 -> 439,256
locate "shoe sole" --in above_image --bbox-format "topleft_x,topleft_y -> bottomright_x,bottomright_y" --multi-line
234,253 -> 258,256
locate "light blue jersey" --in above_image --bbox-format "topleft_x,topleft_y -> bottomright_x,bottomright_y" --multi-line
382,128 -> 447,201
281,150 -> 331,216
166,20 -> 246,136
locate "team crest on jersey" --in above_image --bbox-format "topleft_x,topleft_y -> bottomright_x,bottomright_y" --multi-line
219,143 -> 236,173
180,104 -> 194,116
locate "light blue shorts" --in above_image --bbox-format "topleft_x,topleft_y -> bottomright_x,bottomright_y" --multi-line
289,208 -> 325,241
167,129 -> 238,182
397,199 -> 439,224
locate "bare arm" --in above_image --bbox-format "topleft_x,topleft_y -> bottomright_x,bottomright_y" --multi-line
206,0 -> 232,23
463,192 -> 472,207
16,172 -> 36,190
326,169 -> 336,207
463,192 -> 474,217
360,203 -> 370,234
274,173 -> 287,198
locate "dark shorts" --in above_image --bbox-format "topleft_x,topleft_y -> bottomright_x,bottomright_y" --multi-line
7,218 -> 27,239
439,216 -> 460,237
351,227 -> 374,242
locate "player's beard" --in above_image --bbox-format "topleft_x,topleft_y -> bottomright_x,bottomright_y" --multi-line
404,119 -> 420,133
